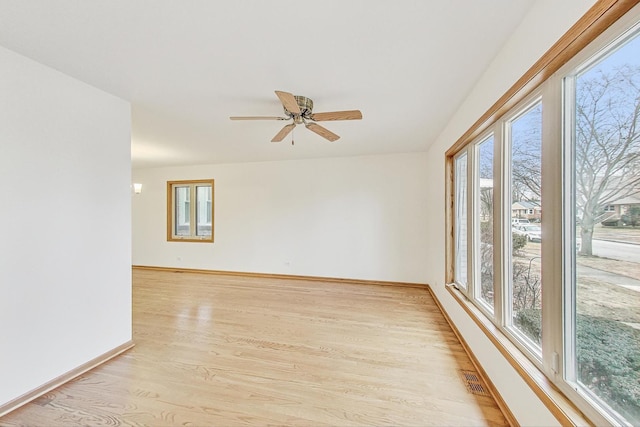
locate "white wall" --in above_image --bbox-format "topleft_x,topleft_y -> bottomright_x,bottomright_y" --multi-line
0,46 -> 131,406
133,152 -> 429,283
424,0 -> 597,426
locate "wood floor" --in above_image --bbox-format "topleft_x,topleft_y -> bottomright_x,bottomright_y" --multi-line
1,269 -> 508,426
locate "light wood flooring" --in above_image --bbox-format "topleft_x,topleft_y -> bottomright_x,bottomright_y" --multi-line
1,269 -> 508,426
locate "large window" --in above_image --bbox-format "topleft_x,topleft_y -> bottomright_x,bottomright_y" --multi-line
566,25 -> 640,425
448,6 -> 640,426
167,179 -> 214,242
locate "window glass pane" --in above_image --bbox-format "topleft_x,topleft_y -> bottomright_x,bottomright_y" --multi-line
196,185 -> 212,237
174,186 -> 191,236
509,101 -> 543,350
455,153 -> 468,288
478,136 -> 495,309
572,31 -> 640,424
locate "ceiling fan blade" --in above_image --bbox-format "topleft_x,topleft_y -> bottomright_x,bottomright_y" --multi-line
230,116 -> 288,120
275,90 -> 301,115
271,124 -> 296,142
309,110 -> 363,121
305,123 -> 340,142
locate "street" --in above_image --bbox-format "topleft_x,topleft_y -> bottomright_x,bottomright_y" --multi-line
591,239 -> 640,263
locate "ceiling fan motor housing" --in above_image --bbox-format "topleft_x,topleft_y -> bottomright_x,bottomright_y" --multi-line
284,95 -> 314,118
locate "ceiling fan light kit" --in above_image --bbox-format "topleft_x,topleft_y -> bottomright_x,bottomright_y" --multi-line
230,90 -> 362,143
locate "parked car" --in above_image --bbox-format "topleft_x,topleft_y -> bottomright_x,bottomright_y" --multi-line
513,224 -> 542,242
601,214 -> 636,227
512,218 -> 530,225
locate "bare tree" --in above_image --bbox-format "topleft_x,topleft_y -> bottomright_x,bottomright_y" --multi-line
479,139 -> 494,221
508,65 -> 640,256
575,65 -> 640,255
511,111 -> 542,203
512,261 -> 541,312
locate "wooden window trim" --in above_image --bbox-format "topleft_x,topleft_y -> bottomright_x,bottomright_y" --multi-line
445,0 -> 637,159
167,179 -> 215,243
446,0 -> 638,285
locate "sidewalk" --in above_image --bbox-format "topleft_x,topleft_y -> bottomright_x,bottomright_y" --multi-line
593,226 -> 640,245
594,238 -> 640,246
579,265 -> 640,293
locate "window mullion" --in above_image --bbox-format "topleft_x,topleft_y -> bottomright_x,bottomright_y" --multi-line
190,184 -> 197,238
468,145 -> 478,299
498,120 -> 511,327
561,73 -> 578,385
493,123 -> 505,324
540,75 -> 563,380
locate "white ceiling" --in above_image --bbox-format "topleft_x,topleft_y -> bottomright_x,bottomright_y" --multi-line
0,1 -> 534,168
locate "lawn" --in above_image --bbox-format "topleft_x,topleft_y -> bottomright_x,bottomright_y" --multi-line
514,238 -> 640,325
593,224 -> 640,244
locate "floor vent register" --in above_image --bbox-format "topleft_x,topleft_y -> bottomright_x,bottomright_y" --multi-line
458,369 -> 491,397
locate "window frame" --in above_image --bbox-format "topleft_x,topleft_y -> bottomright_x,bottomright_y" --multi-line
167,179 -> 215,243
453,150 -> 470,290
473,131 -> 497,314
502,93 -> 545,361
557,12 -> 640,425
445,2 -> 640,426
454,92 -> 547,367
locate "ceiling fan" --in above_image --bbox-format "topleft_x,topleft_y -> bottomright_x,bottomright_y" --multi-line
230,90 -> 362,143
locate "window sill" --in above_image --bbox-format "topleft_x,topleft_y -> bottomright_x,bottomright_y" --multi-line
167,238 -> 214,243
445,284 -> 591,427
